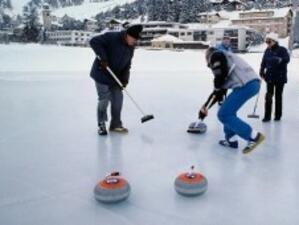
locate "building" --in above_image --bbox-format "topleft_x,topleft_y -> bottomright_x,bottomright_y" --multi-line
140,20 -> 262,51
84,19 -> 98,32
45,30 -> 95,46
198,12 -> 225,24
0,30 -> 12,44
140,21 -> 188,46
42,4 -> 52,30
107,19 -> 128,31
210,0 -> 248,11
151,34 -> 209,50
42,3 -> 62,31
151,34 -> 183,49
231,7 -> 293,38
206,26 -> 263,52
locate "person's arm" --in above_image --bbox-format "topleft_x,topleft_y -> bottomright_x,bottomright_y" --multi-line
260,52 -> 266,78
279,47 -> 290,64
269,47 -> 290,65
89,32 -> 110,62
209,51 -> 229,90
120,55 -> 133,87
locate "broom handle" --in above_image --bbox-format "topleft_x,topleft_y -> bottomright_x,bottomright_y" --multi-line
96,56 -> 147,116
105,67 -> 147,116
253,91 -> 260,113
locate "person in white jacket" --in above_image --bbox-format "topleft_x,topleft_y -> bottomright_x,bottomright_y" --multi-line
199,47 -> 265,154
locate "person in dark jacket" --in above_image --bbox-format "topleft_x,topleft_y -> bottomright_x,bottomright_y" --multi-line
260,33 -> 290,122
89,24 -> 143,135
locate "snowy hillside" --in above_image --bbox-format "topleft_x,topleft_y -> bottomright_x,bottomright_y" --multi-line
11,0 -> 29,14
53,0 -> 137,20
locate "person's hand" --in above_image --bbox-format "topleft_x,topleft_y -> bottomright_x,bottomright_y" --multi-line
122,82 -> 128,89
199,107 -> 208,120
259,70 -> 265,79
213,89 -> 226,103
99,61 -> 108,70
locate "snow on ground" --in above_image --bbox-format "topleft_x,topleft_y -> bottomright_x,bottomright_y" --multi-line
53,0 -> 136,20
0,44 -> 299,225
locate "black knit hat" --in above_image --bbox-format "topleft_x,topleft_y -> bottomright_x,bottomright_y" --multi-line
126,24 -> 143,39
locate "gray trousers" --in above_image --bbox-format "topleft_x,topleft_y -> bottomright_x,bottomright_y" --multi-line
95,82 -> 123,129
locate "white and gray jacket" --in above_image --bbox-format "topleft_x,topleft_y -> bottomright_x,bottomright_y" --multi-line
208,50 -> 259,90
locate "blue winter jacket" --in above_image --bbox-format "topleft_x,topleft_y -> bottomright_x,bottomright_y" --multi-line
260,44 -> 290,84
216,43 -> 232,53
89,31 -> 134,86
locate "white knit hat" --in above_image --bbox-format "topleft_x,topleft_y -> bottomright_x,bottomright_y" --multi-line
265,32 -> 279,42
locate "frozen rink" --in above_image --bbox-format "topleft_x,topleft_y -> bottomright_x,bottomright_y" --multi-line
0,44 -> 299,225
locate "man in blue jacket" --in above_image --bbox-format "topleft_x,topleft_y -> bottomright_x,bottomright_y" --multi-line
216,36 -> 232,53
89,24 -> 143,135
260,33 -> 290,122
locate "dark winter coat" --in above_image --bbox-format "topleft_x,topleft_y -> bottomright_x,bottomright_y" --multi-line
260,43 -> 290,84
89,31 -> 134,86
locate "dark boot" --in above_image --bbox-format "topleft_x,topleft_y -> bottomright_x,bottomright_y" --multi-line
98,122 -> 108,136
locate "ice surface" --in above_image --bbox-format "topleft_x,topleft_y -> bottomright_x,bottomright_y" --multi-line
0,44 -> 299,225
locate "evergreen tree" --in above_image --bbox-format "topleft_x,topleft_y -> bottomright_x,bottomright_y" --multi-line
179,0 -> 191,23
22,5 -> 41,42
6,0 -> 12,9
148,0 -> 158,21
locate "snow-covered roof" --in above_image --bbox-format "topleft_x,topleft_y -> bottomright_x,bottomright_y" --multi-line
151,34 -> 183,43
234,7 -> 292,20
198,12 -> 221,17
210,0 -> 223,3
143,21 -> 181,25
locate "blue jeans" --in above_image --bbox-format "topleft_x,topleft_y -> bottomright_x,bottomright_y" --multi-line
217,80 -> 260,141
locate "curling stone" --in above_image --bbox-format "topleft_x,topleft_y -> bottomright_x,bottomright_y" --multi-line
187,121 -> 207,134
175,166 -> 208,196
94,172 -> 130,203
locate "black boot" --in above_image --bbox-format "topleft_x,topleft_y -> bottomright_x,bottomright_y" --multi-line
98,122 -> 107,136
262,117 -> 271,122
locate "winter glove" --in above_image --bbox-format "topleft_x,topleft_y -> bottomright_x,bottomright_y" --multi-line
259,69 -> 266,79
199,107 -> 208,120
213,89 -> 227,103
99,60 -> 109,70
122,82 -> 128,89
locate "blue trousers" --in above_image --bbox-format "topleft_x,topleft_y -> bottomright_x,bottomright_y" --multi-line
217,80 -> 260,141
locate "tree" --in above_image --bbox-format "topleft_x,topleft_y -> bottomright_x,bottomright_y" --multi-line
148,0 -> 158,21
179,0 -> 192,23
22,5 -> 41,42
